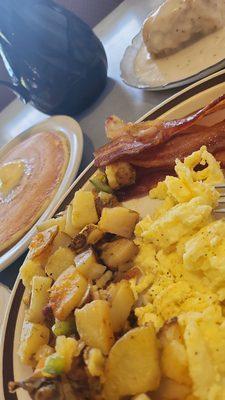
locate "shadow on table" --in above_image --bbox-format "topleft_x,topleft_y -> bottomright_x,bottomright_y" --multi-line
76,77 -> 116,120
79,132 -> 95,172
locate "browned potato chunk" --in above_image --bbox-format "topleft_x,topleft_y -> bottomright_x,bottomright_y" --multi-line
20,258 -> 45,289
152,378 -> 191,400
85,347 -> 105,377
55,336 -> 79,373
75,300 -> 114,355
101,239 -> 138,270
82,224 -> 104,245
18,321 -> 50,366
95,191 -> 119,216
109,280 -> 135,332
65,204 -> 79,237
75,247 -> 106,280
104,326 -> 160,400
49,266 -> 88,320
106,162 -> 136,190
28,276 -> 52,323
98,207 -> 139,238
72,190 -> 99,230
51,231 -> 72,253
28,226 -> 58,259
45,247 -> 75,281
96,270 -> 113,288
37,216 -> 66,233
159,320 -> 192,386
132,395 -> 151,400
71,224 -> 104,252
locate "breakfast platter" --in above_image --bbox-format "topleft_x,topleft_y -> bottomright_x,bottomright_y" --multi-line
2,69 -> 225,400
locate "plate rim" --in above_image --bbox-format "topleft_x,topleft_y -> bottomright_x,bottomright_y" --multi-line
2,69 -> 225,400
120,30 -> 225,90
0,115 -> 83,271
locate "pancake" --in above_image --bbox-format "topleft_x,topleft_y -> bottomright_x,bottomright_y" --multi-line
0,131 -> 69,254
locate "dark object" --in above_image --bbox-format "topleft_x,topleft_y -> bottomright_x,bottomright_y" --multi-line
9,366 -> 102,399
0,0 -> 108,115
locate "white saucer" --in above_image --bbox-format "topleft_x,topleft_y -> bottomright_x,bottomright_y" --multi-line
0,115 -> 83,271
121,29 -> 225,91
0,284 -> 11,336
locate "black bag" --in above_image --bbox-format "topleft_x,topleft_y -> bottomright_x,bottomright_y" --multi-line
0,0 -> 108,115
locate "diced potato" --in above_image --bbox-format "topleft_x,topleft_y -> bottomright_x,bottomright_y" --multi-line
95,191 -> 119,216
45,247 -> 75,281
84,224 -> 104,245
75,247 -> 106,280
23,287 -> 31,305
104,326 -> 160,400
55,335 -> 79,372
159,320 -> 192,386
28,226 -> 58,260
109,281 -> 135,332
64,204 -> 79,237
96,270 -> 113,288
106,162 -> 136,190
28,276 -> 52,324
101,239 -> 138,270
132,395 -> 151,400
78,262 -> 106,281
51,232 -> 72,253
18,321 -> 50,366
85,348 -> 105,377
71,224 -> 104,252
74,246 -> 96,266
153,378 -> 191,400
35,344 -> 54,362
49,266 -> 88,320
37,216 -> 66,233
20,258 -> 45,289
75,300 -> 114,355
98,207 -> 139,238
72,190 -> 99,230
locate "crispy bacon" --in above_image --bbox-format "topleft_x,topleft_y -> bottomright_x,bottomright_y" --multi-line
130,121 -> 225,169
95,94 -> 225,167
95,95 -> 225,200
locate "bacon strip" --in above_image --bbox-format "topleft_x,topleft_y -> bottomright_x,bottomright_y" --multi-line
95,95 -> 225,167
130,121 -> 225,169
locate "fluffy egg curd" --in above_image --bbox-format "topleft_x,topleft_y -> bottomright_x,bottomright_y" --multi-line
133,146 -> 225,400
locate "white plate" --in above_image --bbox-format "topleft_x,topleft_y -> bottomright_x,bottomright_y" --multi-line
121,30 -> 225,90
0,284 -> 10,337
0,115 -> 83,271
2,69 -> 225,400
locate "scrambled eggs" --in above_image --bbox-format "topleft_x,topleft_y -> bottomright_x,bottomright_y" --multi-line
132,146 -> 225,400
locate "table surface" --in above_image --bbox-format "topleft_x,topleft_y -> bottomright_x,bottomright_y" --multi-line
0,0 -> 176,288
